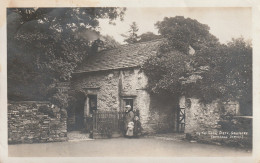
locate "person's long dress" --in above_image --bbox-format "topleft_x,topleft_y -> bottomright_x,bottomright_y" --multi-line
124,111 -> 134,135
126,122 -> 134,136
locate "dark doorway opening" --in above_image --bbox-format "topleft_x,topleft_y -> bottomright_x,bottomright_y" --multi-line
68,91 -> 86,131
75,100 -> 85,130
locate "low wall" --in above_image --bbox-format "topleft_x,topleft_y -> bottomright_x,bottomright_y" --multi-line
8,101 -> 68,144
185,98 -> 222,134
184,98 -> 252,149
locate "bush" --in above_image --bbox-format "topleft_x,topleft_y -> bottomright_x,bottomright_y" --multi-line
38,105 -> 55,118
99,123 -> 113,138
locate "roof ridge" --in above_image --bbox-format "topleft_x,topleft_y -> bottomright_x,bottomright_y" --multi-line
99,38 -> 166,53
119,38 -> 165,48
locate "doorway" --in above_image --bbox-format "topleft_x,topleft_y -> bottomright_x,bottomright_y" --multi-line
68,91 -> 86,131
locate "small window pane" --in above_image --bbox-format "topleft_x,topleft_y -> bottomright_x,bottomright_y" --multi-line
124,99 -> 133,110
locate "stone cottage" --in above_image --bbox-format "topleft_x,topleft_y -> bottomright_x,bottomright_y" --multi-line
68,39 -> 242,137
68,39 -> 180,134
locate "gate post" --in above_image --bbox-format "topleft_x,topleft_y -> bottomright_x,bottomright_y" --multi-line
92,110 -> 98,138
177,106 -> 180,132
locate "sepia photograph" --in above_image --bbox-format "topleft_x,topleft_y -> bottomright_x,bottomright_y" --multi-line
1,1 -> 259,162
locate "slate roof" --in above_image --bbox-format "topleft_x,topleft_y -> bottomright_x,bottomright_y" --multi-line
74,39 -> 165,73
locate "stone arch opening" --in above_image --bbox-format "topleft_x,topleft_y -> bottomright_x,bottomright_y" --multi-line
67,91 -> 86,131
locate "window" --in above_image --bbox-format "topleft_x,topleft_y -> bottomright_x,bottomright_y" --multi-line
124,99 -> 133,110
88,95 -> 97,114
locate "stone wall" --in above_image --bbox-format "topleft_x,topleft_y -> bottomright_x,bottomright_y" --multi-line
182,97 -> 252,149
183,97 -> 241,134
8,101 -> 68,144
184,98 -> 222,134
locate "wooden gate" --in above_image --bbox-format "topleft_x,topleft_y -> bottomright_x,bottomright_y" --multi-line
91,110 -> 125,139
177,107 -> 185,132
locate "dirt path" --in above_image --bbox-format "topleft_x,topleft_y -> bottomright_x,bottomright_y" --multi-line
8,137 -> 251,157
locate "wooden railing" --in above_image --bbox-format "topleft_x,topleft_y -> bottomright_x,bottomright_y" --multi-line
91,110 -> 125,138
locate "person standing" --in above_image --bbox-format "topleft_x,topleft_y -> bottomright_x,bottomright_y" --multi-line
124,105 -> 134,137
133,107 -> 142,137
133,107 -> 140,117
133,115 -> 142,137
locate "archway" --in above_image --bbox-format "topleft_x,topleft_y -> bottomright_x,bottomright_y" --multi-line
67,91 -> 86,131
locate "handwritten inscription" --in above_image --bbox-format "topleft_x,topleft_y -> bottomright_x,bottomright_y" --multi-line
195,131 -> 249,139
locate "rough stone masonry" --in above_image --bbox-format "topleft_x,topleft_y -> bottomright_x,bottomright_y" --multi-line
8,101 -> 68,144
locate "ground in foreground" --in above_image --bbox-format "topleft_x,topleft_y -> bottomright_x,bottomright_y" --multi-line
8,136 -> 251,157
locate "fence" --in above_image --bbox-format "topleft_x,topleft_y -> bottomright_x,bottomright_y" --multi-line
91,110 -> 125,138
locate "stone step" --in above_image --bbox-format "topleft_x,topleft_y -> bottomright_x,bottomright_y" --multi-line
67,131 -> 93,141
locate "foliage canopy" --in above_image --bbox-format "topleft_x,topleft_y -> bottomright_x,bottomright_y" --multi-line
138,32 -> 161,42
143,16 -> 252,115
155,16 -> 220,54
8,8 -> 126,101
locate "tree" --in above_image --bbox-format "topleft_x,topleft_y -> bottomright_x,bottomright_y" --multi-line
199,38 -> 252,114
226,38 -> 252,115
143,16 -> 252,115
7,8 -> 126,101
122,22 -> 140,44
186,37 -> 252,115
143,16 -> 220,97
101,35 -> 121,49
90,35 -> 121,53
155,16 -> 219,54
138,32 -> 161,42
142,49 -> 190,97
